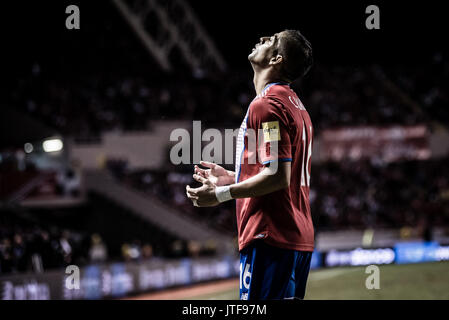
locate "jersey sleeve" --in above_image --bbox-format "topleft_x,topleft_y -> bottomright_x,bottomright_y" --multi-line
248,97 -> 293,165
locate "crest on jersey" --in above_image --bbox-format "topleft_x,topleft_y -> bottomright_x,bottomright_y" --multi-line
262,121 -> 281,142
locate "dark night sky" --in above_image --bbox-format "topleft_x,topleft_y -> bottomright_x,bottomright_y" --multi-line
1,0 -> 447,73
190,0 -> 447,66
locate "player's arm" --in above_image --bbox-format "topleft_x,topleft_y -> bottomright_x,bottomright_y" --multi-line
229,161 -> 290,198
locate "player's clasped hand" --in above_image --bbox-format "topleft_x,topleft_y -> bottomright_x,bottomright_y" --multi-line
186,161 -> 234,207
186,174 -> 219,207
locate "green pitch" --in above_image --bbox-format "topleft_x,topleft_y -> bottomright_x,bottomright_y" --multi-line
188,261 -> 449,300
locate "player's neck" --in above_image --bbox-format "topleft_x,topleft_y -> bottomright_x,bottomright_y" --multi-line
253,69 -> 283,96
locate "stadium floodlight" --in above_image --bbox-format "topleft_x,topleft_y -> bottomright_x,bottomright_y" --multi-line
24,143 -> 34,153
42,138 -> 63,153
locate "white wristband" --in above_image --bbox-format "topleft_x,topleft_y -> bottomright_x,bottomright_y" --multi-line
215,186 -> 233,203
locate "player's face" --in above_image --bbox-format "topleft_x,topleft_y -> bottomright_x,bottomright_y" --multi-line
248,33 -> 279,65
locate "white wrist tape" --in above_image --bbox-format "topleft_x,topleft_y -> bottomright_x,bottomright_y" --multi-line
215,186 -> 233,203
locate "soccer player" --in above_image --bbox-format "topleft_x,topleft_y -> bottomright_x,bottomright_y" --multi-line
186,30 -> 314,300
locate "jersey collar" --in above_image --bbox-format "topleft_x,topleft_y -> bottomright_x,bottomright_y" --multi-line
259,82 -> 289,97
262,81 -> 289,93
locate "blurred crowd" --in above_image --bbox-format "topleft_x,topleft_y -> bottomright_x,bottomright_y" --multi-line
0,215 -> 94,274
7,59 -> 447,141
311,157 -> 449,231
6,68 -> 251,141
386,52 -> 449,125
0,208 -> 217,275
302,64 -> 432,131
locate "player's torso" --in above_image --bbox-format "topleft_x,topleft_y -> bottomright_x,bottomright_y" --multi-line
236,84 -> 313,186
234,83 -> 315,251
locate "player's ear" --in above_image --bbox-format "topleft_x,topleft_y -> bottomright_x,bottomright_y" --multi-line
269,54 -> 283,66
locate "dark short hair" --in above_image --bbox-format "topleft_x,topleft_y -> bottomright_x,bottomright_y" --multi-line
276,30 -> 313,81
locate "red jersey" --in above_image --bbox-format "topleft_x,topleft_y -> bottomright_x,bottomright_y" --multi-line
235,82 -> 314,252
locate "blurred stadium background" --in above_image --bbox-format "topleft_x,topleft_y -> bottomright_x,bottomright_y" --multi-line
0,0 -> 448,300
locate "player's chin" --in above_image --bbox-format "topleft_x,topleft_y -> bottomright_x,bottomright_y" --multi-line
248,50 -> 257,61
